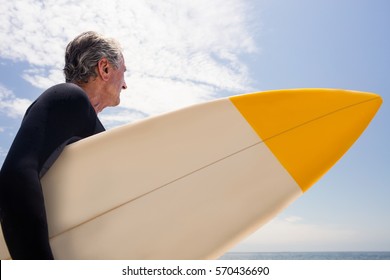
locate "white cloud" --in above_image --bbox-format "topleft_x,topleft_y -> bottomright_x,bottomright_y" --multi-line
0,84 -> 31,118
22,67 -> 64,91
284,215 -> 304,223
0,0 -> 258,126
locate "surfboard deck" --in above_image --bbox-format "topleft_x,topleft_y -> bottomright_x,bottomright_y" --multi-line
0,88 -> 382,259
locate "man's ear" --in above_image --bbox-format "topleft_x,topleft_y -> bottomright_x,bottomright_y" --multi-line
97,58 -> 110,81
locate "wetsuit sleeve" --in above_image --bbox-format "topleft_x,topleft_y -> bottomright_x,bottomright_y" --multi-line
0,84 -> 101,259
4,87 -> 99,177
37,90 -> 101,177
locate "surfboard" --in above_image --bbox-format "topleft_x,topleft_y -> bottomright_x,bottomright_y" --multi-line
0,88 -> 382,260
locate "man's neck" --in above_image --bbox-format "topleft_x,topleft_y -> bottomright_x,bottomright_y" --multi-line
76,81 -> 104,113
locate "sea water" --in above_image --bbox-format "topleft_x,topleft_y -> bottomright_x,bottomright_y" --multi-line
220,252 -> 390,260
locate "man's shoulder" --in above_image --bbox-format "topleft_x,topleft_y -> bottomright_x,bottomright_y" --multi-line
45,83 -> 87,98
25,83 -> 92,118
37,83 -> 90,106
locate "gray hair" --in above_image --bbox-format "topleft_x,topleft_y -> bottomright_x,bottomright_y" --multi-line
64,31 -> 123,84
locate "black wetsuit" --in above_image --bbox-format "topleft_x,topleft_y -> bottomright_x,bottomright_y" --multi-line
0,83 -> 105,259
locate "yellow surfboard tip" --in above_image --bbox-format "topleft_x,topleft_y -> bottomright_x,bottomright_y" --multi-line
230,89 -> 382,192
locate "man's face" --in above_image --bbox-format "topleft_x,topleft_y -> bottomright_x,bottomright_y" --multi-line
105,57 -> 127,107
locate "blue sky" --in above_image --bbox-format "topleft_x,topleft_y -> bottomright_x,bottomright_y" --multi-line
1,0 -> 389,252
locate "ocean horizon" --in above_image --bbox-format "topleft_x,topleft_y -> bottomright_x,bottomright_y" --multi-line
220,251 -> 390,260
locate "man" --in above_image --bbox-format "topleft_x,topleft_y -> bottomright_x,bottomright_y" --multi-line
0,31 -> 127,259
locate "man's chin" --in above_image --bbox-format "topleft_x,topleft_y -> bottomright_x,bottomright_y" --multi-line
112,98 -> 120,107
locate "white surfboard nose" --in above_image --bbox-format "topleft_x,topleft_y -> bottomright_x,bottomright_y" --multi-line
230,89 -> 382,192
